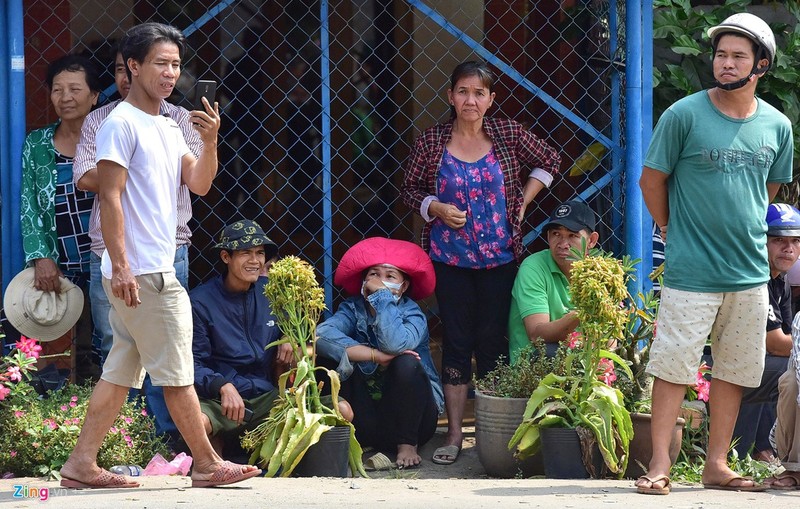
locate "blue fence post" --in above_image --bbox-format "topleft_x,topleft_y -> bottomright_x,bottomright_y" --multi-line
320,0 -> 334,315
1,0 -> 26,295
640,0 -> 655,291
624,0 -> 645,296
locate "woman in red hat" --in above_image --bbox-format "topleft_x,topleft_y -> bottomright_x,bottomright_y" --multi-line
401,61 -> 561,464
316,237 -> 443,469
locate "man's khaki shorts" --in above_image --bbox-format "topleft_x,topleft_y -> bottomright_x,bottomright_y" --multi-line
647,285 -> 768,388
101,272 -> 194,389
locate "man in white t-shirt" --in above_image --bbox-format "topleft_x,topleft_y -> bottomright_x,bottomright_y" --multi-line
59,22 -> 261,490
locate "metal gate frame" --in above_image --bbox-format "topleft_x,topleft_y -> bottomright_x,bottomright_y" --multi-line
0,0 -> 654,307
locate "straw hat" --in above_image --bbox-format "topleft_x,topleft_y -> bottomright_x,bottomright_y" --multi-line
334,237 -> 436,301
3,268 -> 84,342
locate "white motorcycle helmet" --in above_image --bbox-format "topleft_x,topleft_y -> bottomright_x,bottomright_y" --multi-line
708,12 -> 776,72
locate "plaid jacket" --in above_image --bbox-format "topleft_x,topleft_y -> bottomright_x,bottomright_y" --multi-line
401,117 -> 561,261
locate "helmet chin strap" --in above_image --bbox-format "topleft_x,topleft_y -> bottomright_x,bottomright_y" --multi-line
711,50 -> 769,91
712,73 -> 755,91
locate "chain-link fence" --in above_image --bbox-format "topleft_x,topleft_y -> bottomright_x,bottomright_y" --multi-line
20,0 -> 629,313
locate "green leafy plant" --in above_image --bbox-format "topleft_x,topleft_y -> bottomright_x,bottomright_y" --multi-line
0,333 -> 169,477
670,411 -> 781,484
509,246 -> 635,477
241,256 -> 366,477
653,0 -> 800,203
614,282 -> 659,413
473,340 -> 568,399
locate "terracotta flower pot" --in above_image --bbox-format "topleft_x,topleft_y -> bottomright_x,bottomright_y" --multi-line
625,412 -> 685,479
474,390 -> 544,478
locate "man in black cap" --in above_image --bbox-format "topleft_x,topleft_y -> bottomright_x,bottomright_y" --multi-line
507,200 -> 598,361
190,220 -> 291,456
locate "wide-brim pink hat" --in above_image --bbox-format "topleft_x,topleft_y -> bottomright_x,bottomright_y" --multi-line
334,237 -> 436,301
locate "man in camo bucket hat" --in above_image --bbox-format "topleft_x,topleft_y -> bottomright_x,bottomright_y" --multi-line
213,219 -> 278,256
192,218 -> 287,456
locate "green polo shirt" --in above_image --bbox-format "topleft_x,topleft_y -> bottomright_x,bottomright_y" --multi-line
508,250 -> 572,363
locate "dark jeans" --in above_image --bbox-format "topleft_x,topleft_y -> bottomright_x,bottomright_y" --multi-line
339,354 -> 438,451
433,261 -> 517,385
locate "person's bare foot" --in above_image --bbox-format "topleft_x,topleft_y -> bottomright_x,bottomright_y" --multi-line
190,460 -> 261,488
60,457 -> 139,488
60,457 -> 103,484
701,464 -> 759,488
635,471 -> 670,491
396,444 -> 421,469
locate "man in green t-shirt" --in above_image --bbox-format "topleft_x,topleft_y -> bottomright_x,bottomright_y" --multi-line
637,13 -> 793,495
507,200 -> 598,363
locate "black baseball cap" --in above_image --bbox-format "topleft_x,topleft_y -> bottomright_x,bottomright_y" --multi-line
543,200 -> 597,233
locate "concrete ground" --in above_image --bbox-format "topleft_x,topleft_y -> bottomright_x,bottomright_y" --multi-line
1,427 -> 798,508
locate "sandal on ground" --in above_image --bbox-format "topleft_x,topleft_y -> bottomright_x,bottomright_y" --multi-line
431,444 -> 461,465
191,461 -> 262,488
60,469 -> 140,489
635,475 -> 670,495
764,471 -> 800,490
703,475 -> 767,492
364,452 -> 395,471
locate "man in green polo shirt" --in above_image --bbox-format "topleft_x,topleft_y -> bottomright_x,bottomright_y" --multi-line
508,200 -> 599,363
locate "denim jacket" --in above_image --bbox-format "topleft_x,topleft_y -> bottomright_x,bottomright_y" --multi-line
316,288 -> 444,413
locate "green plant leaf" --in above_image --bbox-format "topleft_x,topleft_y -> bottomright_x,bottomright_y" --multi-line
671,35 -> 702,56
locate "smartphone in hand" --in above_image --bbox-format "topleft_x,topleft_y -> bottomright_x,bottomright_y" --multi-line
243,407 -> 254,423
194,79 -> 217,110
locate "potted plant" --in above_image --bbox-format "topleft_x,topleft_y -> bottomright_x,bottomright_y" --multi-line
473,341 -> 568,478
509,246 -> 634,478
241,256 -> 366,478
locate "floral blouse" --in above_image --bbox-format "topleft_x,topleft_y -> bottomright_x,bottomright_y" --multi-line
429,147 -> 513,269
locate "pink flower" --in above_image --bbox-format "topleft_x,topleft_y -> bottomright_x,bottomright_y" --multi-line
598,358 -> 617,386
124,435 -> 132,443
69,401 -> 77,408
60,405 -> 68,412
140,409 -> 148,417
695,373 -> 711,402
110,426 -> 118,433
43,419 -> 57,430
72,418 -> 81,425
32,442 -> 40,448
0,386 -> 10,401
124,417 -> 132,424
15,337 -> 42,359
567,332 -> 582,350
70,396 -> 78,402
10,451 -> 17,458
6,366 -> 21,382
13,411 -> 25,418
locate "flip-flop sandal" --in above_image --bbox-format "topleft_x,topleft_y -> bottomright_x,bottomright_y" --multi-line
431,444 -> 461,465
635,475 -> 670,495
764,471 -> 800,490
60,469 -> 140,489
703,475 -> 767,492
364,452 -> 395,471
191,461 -> 262,488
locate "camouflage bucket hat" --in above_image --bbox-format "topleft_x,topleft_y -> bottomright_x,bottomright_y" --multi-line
213,219 -> 278,257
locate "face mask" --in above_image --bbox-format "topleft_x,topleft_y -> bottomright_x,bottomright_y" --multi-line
362,279 -> 403,302
382,281 -> 403,302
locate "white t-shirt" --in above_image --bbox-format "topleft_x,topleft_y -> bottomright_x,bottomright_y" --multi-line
96,101 -> 191,278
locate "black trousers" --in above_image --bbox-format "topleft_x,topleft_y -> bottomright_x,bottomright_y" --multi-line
433,261 -> 517,385
339,354 -> 438,451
